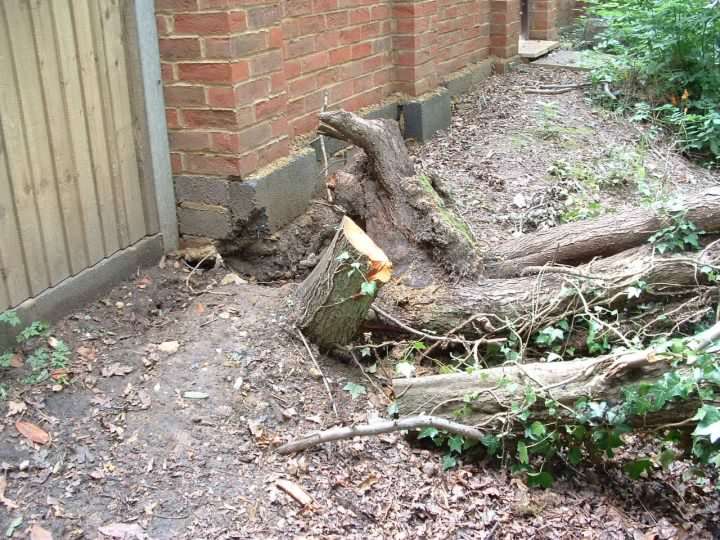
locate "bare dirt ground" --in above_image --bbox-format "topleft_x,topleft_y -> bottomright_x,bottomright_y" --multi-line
2,67 -> 719,540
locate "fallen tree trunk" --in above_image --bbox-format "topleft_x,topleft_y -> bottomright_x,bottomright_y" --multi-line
485,187 -> 720,277
276,323 -> 720,454
377,241 -> 720,338
393,322 -> 720,427
293,216 -> 391,348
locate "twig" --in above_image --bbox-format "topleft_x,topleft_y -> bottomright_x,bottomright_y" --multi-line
320,91 -> 333,203
373,305 -> 488,345
184,252 -> 214,293
521,265 -> 607,281
276,414 -> 485,454
296,328 -> 339,418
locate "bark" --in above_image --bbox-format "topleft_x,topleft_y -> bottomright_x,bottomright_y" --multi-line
293,216 -> 391,348
393,323 -> 720,428
318,110 -> 479,276
485,187 -> 720,277
377,242 -> 719,338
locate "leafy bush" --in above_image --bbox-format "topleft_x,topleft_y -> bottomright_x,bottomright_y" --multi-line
587,0 -> 720,160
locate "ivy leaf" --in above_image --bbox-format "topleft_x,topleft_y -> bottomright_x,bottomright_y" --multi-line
659,449 -> 676,469
481,434 -> 500,455
624,458 -> 653,479
448,435 -> 464,454
441,454 -> 457,471
526,421 -> 546,440
360,281 -> 377,297
335,251 -> 351,262
625,286 -> 643,299
693,420 -> 720,443
518,441 -> 529,464
418,427 -> 439,440
527,471 -> 553,488
568,447 -> 582,465
343,382 -> 366,400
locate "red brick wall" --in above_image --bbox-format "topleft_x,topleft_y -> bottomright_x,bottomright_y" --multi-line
158,1 -> 562,180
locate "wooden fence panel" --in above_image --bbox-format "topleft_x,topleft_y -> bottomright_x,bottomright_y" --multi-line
0,0 -> 159,313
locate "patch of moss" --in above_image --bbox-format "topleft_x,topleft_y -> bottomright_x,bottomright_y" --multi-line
417,175 -> 475,246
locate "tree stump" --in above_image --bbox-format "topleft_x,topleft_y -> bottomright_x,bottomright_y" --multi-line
293,216 -> 392,348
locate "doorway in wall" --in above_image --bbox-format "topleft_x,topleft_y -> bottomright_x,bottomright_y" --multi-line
521,0 -> 529,39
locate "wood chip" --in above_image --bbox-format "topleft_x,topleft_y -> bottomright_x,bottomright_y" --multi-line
276,479 -> 313,507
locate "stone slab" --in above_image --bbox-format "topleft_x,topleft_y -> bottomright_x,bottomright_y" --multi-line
519,39 -> 560,59
402,90 -> 452,143
529,49 -> 608,71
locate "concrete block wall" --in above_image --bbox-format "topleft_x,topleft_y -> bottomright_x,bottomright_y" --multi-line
157,0 -> 573,241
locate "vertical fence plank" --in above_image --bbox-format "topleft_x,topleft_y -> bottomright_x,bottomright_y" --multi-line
52,0 -> 106,265
74,0 -> 122,255
30,0 -> 89,275
0,127 -> 31,309
89,0 -> 131,248
5,0 -> 71,287
100,0 -> 147,244
0,3 -> 51,296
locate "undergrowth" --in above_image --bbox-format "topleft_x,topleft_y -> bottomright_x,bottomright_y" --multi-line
586,0 -> 720,163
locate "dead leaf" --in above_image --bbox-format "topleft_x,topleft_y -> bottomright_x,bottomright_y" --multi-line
136,275 -> 152,289
101,363 -> 134,377
76,346 -> 97,362
15,420 -> 50,445
194,303 -> 206,314
0,477 -> 19,510
276,479 -> 313,507
89,469 -> 105,480
158,341 -> 179,354
5,400 -> 27,417
358,473 -> 379,493
9,353 -> 23,368
221,273 -> 247,286
97,523 -> 149,539
30,524 -> 53,540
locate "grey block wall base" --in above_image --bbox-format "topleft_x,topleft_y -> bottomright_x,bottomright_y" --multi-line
402,90 -> 452,143
443,60 -> 494,97
0,235 -> 163,349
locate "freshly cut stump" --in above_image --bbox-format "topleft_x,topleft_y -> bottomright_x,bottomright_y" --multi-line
293,216 -> 392,348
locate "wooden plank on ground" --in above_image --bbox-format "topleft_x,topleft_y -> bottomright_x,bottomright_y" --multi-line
5,0 -> 71,287
31,0 -> 89,275
98,0 -> 147,245
52,0 -> 106,265
0,3 -> 51,296
519,39 -> 560,59
74,0 -> 122,255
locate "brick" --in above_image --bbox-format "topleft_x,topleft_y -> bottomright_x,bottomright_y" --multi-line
232,31 -> 269,57
161,63 -> 175,82
159,38 -> 201,61
326,11 -> 349,28
182,109 -> 239,129
270,116 -> 289,138
285,36 -> 316,59
312,0 -> 337,10
184,154 -> 242,175
255,94 -> 287,121
156,15 -> 171,36
300,52 -> 328,73
203,37 -> 233,59
299,15 -> 326,36
269,27 -> 284,49
329,46 -> 352,65
238,122 -> 273,148
170,153 -> 183,174
207,87 -> 235,108
316,30 -> 339,50
170,131 -> 211,152
247,5 -> 282,29
164,85 -> 206,107
257,137 -> 290,167
178,62 -> 232,83
270,71 -> 287,93
211,132 -> 241,153
351,42 -> 372,60
251,50 -> 284,76
287,0 -> 312,17
235,78 -> 271,106
350,7 -> 370,25
174,12 -> 231,35
284,60 -> 301,80
156,0 -> 197,12
290,112 -> 319,137
166,109 -> 180,129
289,74 -> 317,96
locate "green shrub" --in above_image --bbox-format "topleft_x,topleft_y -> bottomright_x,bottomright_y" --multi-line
587,0 -> 720,160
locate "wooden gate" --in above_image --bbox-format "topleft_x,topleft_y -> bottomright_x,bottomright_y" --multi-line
0,0 -> 162,312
